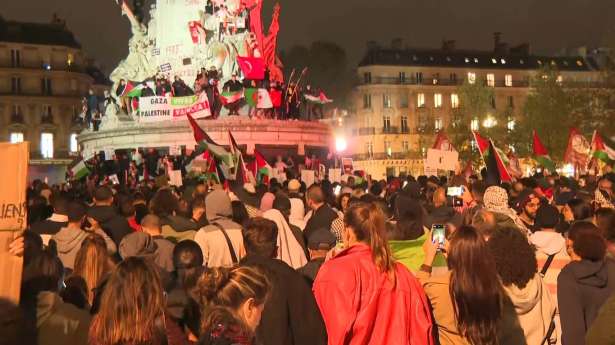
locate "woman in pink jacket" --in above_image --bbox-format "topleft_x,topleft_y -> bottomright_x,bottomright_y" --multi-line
313,202 -> 434,345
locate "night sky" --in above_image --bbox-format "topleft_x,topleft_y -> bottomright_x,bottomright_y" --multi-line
2,0 -> 614,73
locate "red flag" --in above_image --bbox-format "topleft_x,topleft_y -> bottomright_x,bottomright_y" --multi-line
186,113 -> 207,142
564,127 -> 590,169
269,89 -> 282,107
472,131 -> 490,156
237,56 -> 265,80
432,132 -> 456,152
532,130 -> 550,156
262,3 -> 283,82
486,140 -> 513,184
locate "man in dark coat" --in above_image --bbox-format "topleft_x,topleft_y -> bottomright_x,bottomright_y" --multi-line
298,227 -> 336,286
29,193 -> 69,246
86,186 -> 133,247
240,218 -> 327,345
303,185 -> 338,244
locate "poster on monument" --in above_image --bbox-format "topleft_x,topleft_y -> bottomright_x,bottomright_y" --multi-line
301,170 -> 316,188
0,142 -> 29,303
138,93 -> 211,122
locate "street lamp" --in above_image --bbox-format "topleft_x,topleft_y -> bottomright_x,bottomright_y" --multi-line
483,115 -> 497,128
335,136 -> 347,153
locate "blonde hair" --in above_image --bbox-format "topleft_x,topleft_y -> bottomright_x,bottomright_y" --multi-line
196,266 -> 270,335
72,234 -> 115,305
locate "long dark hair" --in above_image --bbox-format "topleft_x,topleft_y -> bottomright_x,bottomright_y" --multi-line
447,226 -> 502,345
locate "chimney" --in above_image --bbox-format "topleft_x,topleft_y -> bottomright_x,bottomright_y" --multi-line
442,39 -> 456,52
391,38 -> 403,50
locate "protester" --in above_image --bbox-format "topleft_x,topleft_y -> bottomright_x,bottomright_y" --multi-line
141,214 -> 176,272
29,193 -> 69,246
240,217 -> 327,345
194,189 -> 243,267
297,227 -> 336,285
417,225 -> 524,345
262,207 -> 308,269
483,185 -> 530,233
51,202 -> 115,271
150,188 -> 199,242
488,226 -> 556,344
89,257 -> 186,345
387,193 -> 429,272
87,186 -> 133,246
513,190 -> 540,232
314,202 -> 433,345
71,234 -> 116,306
558,221 -> 615,345
195,266 -> 270,345
303,185 -> 338,243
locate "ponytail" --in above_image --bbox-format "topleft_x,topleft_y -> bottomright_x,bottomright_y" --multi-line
344,202 -> 396,281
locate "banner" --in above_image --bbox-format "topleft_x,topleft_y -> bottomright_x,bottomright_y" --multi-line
138,93 -> 211,122
0,142 -> 29,303
342,157 -> 354,174
425,148 -> 459,171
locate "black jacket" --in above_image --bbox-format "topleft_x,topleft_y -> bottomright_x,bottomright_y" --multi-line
87,205 -> 133,246
29,219 -> 67,236
297,258 -> 326,286
558,258 -> 615,345
303,205 -> 338,244
240,255 -> 327,345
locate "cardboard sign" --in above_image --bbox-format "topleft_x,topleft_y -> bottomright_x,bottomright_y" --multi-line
0,142 -> 29,303
342,157 -> 354,174
301,170 -> 316,188
329,168 -> 342,183
425,149 -> 459,172
169,170 -> 183,187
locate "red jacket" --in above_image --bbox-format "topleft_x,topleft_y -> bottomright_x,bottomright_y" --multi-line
313,244 -> 434,345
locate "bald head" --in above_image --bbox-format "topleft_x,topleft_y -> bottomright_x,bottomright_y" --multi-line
141,214 -> 161,236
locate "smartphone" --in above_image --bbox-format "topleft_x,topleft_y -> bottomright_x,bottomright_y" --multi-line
334,185 -> 342,196
447,186 -> 463,197
402,181 -> 408,188
431,224 -> 446,246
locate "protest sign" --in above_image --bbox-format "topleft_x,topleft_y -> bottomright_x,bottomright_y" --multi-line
342,157 -> 354,174
0,142 -> 29,303
425,149 -> 459,171
169,170 -> 183,187
301,170 -> 316,188
138,93 -> 211,122
329,168 -> 342,183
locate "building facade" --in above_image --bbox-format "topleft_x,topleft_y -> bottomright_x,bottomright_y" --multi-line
0,16 -> 108,168
344,37 -> 604,178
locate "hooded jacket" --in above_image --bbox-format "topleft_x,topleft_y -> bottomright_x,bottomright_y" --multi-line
119,232 -> 175,272
160,214 -> 199,242
530,231 -> 570,299
558,258 -> 615,345
52,227 -> 116,270
87,205 -> 133,246
504,274 -> 556,345
36,291 -> 91,345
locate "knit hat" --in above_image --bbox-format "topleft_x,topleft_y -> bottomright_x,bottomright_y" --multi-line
484,186 -> 510,212
535,204 -> 561,229
119,232 -> 157,259
288,179 -> 301,192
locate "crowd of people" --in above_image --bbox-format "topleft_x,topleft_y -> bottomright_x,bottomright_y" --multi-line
6,156 -> 615,345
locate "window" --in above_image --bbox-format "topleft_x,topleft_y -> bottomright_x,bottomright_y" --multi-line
415,72 -> 423,84
70,133 -> 79,153
487,73 -> 495,87
467,72 -> 476,84
384,141 -> 392,158
434,93 -> 443,108
11,77 -> 21,94
401,116 -> 409,133
10,49 -> 21,67
12,105 -> 21,117
470,118 -> 479,131
432,73 -> 440,85
434,118 -> 443,131
399,93 -> 409,108
450,73 -> 457,83
505,74 -> 513,87
67,53 -> 74,67
366,142 -> 374,158
41,133 -> 54,159
508,96 -> 514,108
383,94 -> 392,108
402,141 -> 409,153
10,132 -> 24,143
363,94 -> 372,109
451,93 -> 460,109
383,116 -> 391,131
363,72 -> 372,84
399,72 -> 406,83
42,78 -> 53,96
417,93 -> 425,108
507,118 -> 516,131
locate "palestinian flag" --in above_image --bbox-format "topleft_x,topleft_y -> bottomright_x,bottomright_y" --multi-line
69,157 -> 90,180
305,92 -> 333,105
252,150 -> 272,185
202,151 -> 222,184
532,130 -> 556,172
591,130 -> 615,164
485,140 -> 513,185
245,88 -> 273,109
473,131 -> 509,166
118,81 -> 135,97
186,113 -> 235,169
126,83 -> 146,98
564,127 -> 590,169
220,90 -> 244,105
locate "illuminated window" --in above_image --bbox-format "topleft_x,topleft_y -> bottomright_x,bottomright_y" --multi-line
576,60 -> 583,67
70,133 -> 78,153
366,142 -> 374,157
464,57 -> 470,63
10,132 -> 24,143
467,72 -> 476,84
474,58 -> 479,63
501,58 -> 506,64
67,53 -> 74,67
491,58 -> 497,64
385,141 -> 392,158
41,133 -> 54,159
507,118 -> 516,131
434,93 -> 443,108
434,118 -> 443,131
363,94 -> 371,109
487,74 -> 495,87
383,116 -> 391,130
505,74 -> 513,87
383,94 -> 392,108
417,93 -> 425,107
451,94 -> 459,109
556,75 -> 563,84
402,141 -> 409,153
470,118 -> 479,131
401,116 -> 409,132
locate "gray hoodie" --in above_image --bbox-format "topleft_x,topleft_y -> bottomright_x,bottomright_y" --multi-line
36,291 -> 91,345
51,226 -> 116,270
